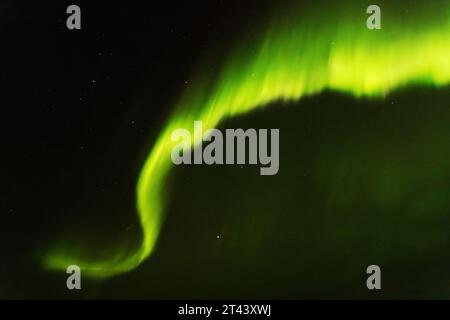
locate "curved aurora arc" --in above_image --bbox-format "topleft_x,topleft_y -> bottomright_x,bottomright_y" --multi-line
45,1 -> 450,277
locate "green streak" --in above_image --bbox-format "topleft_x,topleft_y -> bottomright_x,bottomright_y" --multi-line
44,1 -> 450,277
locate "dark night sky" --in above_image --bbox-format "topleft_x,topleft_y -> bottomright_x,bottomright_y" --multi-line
1,1 -> 450,299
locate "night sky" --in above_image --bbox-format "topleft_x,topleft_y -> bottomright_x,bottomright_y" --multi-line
1,1 -> 449,299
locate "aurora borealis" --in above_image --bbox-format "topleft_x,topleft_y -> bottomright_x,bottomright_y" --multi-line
40,0 -> 450,279
3,0 -> 450,301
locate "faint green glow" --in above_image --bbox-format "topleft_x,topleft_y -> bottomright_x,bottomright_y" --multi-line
44,1 -> 450,277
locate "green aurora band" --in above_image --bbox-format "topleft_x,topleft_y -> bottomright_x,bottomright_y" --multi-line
45,1 -> 450,277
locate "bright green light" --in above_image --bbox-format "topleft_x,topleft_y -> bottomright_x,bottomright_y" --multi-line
44,1 -> 450,277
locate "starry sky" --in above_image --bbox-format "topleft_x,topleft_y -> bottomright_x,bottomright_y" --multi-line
1,0 -> 275,298
1,0 -> 450,299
